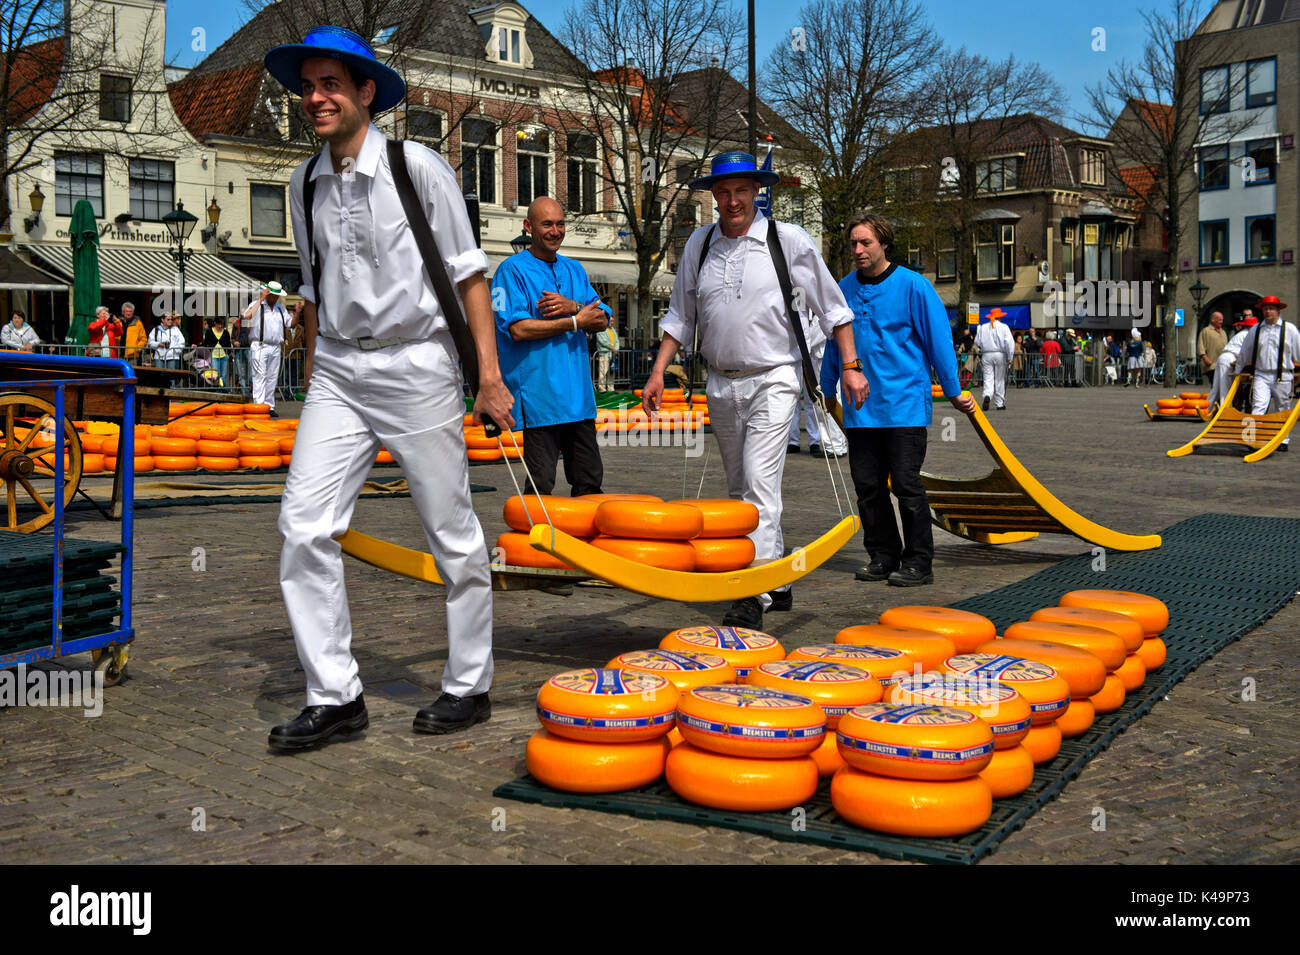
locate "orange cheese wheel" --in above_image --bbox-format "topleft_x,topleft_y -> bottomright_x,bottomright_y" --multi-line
215,403 -> 246,415
147,425 -> 170,438
242,403 -> 271,415
1058,589 -> 1169,637
502,445 -> 522,460
196,439 -> 240,457
526,730 -> 670,794
239,455 -> 283,470
1089,673 -> 1126,714
1056,697 -> 1095,738
237,437 -> 280,456
666,498 -> 760,537
150,436 -> 198,455
667,727 -> 684,747
835,703 -> 994,780
503,495 -> 600,537
608,649 -> 737,691
979,638 -> 1107,698
687,537 -> 755,572
1022,721 -> 1062,765
877,606 -> 996,653
80,453 -> 105,474
1114,653 -> 1148,691
744,661 -> 882,727
468,448 -> 502,462
665,742 -> 819,812
197,455 -> 239,472
375,450 -> 395,465
464,429 -> 517,450
200,424 -> 240,442
978,743 -> 1035,799
102,435 -> 151,457
80,433 -> 105,453
785,644 -> 919,687
1179,407 -> 1200,415
1177,392 -> 1202,400
1003,620 -> 1127,671
536,668 -> 678,743
579,493 -> 662,504
939,653 -> 1071,725
591,536 -> 696,571
660,626 -> 784,678
831,767 -> 993,837
1155,398 -> 1183,409
810,732 -> 846,777
1135,636 -> 1166,671
153,455 -> 198,471
834,624 -> 956,671
495,531 -> 575,570
674,685 -> 825,758
594,501 -> 703,540
104,455 -> 154,473
888,674 -> 1031,748
1030,606 -> 1145,652
277,435 -> 295,453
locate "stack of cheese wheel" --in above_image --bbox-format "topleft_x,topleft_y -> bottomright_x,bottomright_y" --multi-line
835,623 -> 956,672
150,432 -> 199,472
977,635 -> 1106,738
661,626 -> 784,678
833,703 -> 994,836
1003,619 -> 1128,716
608,648 -> 737,747
746,660 -> 883,777
1058,589 -> 1169,674
1154,393 -> 1210,416
497,494 -> 599,570
666,498 -> 758,572
237,433 -> 283,470
940,653 -> 1070,769
527,668 -> 678,793
787,643 -> 920,690
1030,605 -> 1148,692
591,498 -> 702,571
194,420 -> 242,472
464,421 -> 525,463
102,427 -> 154,473
667,685 -> 823,811
878,606 -> 997,654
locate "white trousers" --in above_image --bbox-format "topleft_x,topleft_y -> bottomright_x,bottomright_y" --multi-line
1250,371 -> 1295,444
1208,356 -> 1236,407
250,342 -> 282,408
981,352 -> 1008,408
278,336 -> 493,706
707,364 -> 800,607
788,390 -> 821,446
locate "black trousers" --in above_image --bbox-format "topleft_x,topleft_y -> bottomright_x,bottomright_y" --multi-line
846,426 -> 934,573
523,419 -> 604,496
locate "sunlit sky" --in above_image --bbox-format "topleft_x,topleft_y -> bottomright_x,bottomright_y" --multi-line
163,0 -> 1161,125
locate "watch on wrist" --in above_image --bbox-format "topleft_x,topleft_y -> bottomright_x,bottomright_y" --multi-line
842,359 -> 863,372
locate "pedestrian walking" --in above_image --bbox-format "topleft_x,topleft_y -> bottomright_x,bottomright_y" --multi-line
975,307 -> 1014,411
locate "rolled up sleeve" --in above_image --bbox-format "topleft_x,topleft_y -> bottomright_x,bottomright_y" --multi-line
409,143 -> 489,284
784,224 -> 852,338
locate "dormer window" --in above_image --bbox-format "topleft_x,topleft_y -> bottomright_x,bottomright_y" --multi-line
499,27 -> 520,64
470,3 -> 534,69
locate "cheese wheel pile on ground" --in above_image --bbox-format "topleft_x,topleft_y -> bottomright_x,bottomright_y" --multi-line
660,626 -> 784,678
878,606 -> 997,654
1002,620 -> 1128,714
607,649 -> 737,690
665,743 -> 818,812
674,685 -> 826,759
939,654 -> 1070,725
1058,588 -> 1169,673
888,673 -> 1032,748
462,423 -> 525,463
977,637 -> 1105,738
786,644 -> 919,687
835,624 -> 956,671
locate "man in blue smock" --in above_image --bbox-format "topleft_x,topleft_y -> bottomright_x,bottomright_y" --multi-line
823,212 -> 975,587
494,196 -> 611,494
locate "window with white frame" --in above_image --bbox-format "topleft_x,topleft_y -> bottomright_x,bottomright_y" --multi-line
461,118 -> 497,204
1082,222 -> 1101,281
250,183 -> 286,237
128,159 -> 174,221
499,26 -> 521,64
517,128 -> 549,206
55,153 -> 104,217
567,133 -> 598,214
1079,149 -> 1105,186
1061,221 -> 1076,276
937,235 -> 956,279
407,110 -> 443,147
975,223 -> 1014,280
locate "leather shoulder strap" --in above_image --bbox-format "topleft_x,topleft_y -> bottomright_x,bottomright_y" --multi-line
301,154 -> 322,305
765,218 -> 819,395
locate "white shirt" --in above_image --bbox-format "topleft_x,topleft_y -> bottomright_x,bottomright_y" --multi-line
290,123 -> 488,341
975,320 -> 1014,361
1,321 -> 39,350
1238,320 -> 1300,378
241,299 -> 292,347
660,211 -> 853,372
148,325 -> 185,361
1221,329 -> 1249,362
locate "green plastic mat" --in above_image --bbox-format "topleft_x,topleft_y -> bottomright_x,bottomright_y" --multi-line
0,607 -> 122,654
494,513 -> 1300,864
0,530 -> 123,569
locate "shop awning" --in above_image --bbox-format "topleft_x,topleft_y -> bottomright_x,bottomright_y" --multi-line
0,248 -> 66,291
583,261 -> 641,287
21,244 -> 260,293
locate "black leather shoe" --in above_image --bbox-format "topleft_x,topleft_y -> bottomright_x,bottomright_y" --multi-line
268,408 -> 280,418
855,560 -> 897,582
722,596 -> 763,629
808,443 -> 824,458
768,589 -> 793,612
982,396 -> 990,411
786,444 -> 800,454
268,695 -> 368,751
888,567 -> 935,587
413,692 -> 491,734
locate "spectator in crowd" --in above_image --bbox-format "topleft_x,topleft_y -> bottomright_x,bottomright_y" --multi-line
89,306 -> 123,358
2,310 -> 40,352
1123,328 -> 1144,386
283,302 -> 306,398
595,321 -> 618,392
1022,327 -> 1042,386
1012,332 -> 1025,388
1041,330 -> 1062,385
149,312 -> 186,387
1208,315 -> 1256,411
1198,311 -> 1227,388
203,318 -> 232,387
1142,337 -> 1157,385
121,302 -> 147,363
1062,328 -> 1082,387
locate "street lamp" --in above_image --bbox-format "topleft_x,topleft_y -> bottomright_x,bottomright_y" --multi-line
23,184 -> 44,234
201,197 -> 221,243
510,229 -> 530,254
162,201 -> 198,323
1189,278 -> 1208,317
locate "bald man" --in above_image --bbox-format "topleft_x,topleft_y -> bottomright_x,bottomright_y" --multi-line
492,197 -> 612,495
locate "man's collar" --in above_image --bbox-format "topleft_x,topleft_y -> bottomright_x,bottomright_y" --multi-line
310,124 -> 384,179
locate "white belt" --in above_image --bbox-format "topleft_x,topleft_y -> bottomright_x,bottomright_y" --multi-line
319,334 -> 428,351
712,363 -> 782,380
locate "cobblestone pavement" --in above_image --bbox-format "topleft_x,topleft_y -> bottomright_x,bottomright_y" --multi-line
3,383 -> 1297,864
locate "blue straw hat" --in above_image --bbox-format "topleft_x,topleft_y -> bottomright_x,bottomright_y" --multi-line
265,25 -> 406,114
689,152 -> 780,191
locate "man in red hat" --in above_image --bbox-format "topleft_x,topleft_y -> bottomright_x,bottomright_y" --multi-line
1209,314 -> 1258,410
1237,296 -> 1298,447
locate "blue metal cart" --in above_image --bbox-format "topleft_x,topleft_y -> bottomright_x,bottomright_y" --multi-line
0,351 -> 134,683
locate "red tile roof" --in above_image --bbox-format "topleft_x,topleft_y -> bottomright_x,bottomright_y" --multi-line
7,37 -> 64,125
168,62 -> 265,137
1118,163 -> 1160,212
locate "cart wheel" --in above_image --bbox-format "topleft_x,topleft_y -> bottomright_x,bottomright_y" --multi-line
0,393 -> 83,533
93,644 -> 129,687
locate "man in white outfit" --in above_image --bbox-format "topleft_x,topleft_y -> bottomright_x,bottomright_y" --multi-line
642,152 -> 868,629
241,281 -> 294,414
1208,316 -> 1255,410
975,307 -> 1015,411
263,26 -> 515,750
788,313 -> 846,456
1238,295 -> 1299,449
